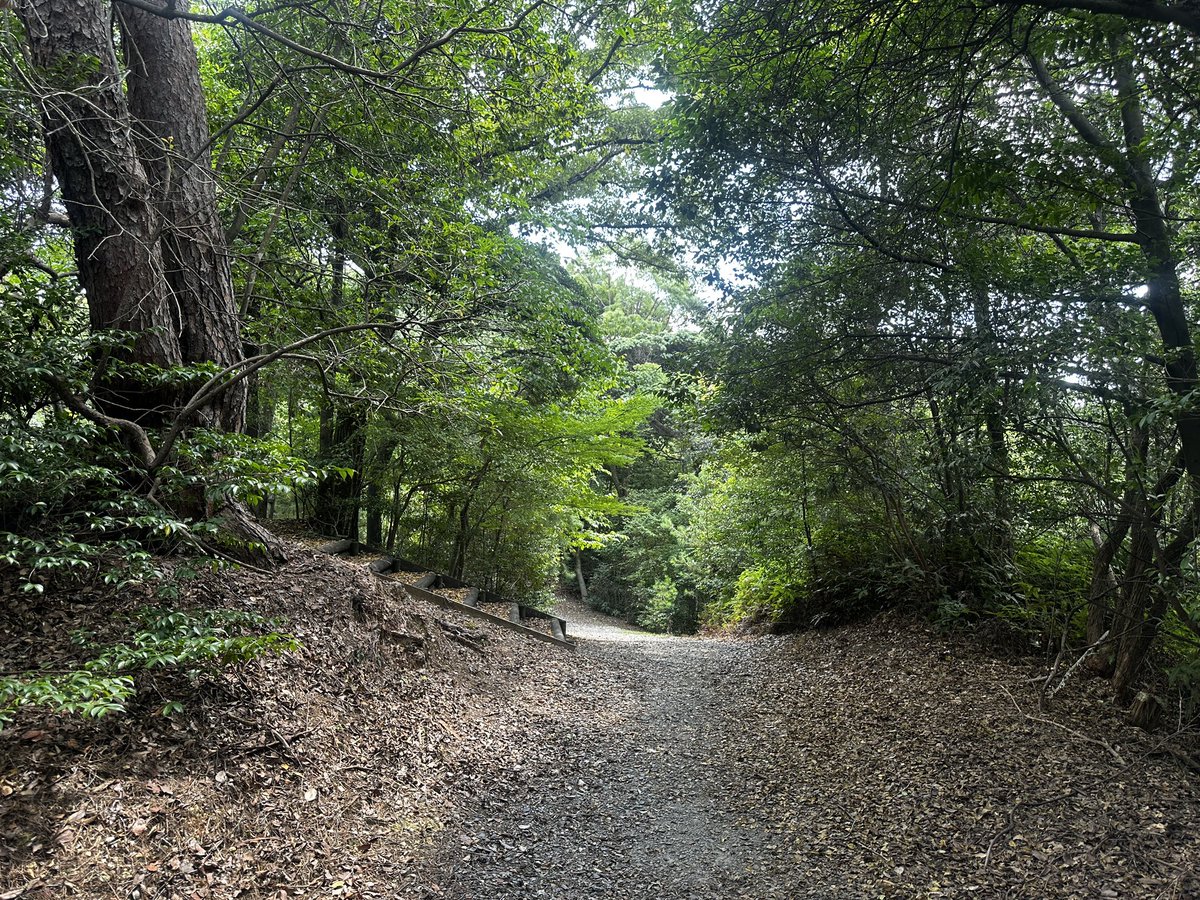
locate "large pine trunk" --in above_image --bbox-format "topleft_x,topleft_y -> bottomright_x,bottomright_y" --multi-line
20,0 -> 284,564
21,0 -> 245,431
20,0 -> 182,421
118,1 -> 246,431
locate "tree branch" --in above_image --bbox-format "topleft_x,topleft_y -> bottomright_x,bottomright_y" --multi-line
996,0 -> 1200,35
113,0 -> 547,81
45,377 -> 157,469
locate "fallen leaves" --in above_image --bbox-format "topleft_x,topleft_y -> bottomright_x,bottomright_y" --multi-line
0,540 -> 556,898
3,544 -> 1198,898
425,600 -> 1200,899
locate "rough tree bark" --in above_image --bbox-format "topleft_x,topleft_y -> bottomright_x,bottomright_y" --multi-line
19,0 -> 182,420
19,0 -> 284,563
21,0 -> 244,430
118,0 -> 246,430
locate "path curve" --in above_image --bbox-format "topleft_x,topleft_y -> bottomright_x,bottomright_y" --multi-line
423,599 -> 1200,899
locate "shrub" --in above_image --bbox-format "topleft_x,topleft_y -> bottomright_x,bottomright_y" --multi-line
0,606 -> 298,724
637,576 -> 683,632
1008,534 -> 1091,641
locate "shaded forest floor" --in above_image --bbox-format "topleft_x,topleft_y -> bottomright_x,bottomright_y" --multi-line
2,540 -> 1199,898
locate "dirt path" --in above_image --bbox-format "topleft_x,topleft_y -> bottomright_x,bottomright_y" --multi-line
3,549 -> 1198,899
431,599 -> 791,899
425,601 -> 1200,899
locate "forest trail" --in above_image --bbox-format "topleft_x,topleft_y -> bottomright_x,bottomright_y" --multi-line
425,599 -> 1200,900
431,598 -> 795,898
3,551 -> 1199,899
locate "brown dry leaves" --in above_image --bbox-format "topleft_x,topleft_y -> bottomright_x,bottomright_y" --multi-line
0,544 -> 562,899
3,553 -> 1199,899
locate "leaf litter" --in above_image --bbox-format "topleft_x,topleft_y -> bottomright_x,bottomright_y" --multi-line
1,546 -> 1198,898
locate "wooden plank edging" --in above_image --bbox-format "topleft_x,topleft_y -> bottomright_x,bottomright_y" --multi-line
320,541 -> 573,647
395,583 -> 576,650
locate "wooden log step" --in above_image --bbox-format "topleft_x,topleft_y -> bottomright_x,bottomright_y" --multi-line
394,583 -> 575,649
318,538 -> 356,555
389,556 -> 428,574
353,552 -> 573,649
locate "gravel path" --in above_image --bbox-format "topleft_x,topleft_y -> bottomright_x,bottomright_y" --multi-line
426,600 -> 1200,899
431,600 -> 839,899
12,548 -> 1195,898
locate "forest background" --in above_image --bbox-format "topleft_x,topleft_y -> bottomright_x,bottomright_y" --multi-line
3,0 -> 1200,719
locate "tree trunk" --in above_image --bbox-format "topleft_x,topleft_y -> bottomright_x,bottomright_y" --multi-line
1031,41 -> 1200,696
1086,516 -> 1126,674
575,549 -> 589,604
313,404 -> 366,540
385,483 -> 420,552
118,1 -> 245,430
1110,508 -> 1156,700
20,0 -> 182,421
973,288 -> 1013,566
365,483 -> 382,547
363,439 -> 397,548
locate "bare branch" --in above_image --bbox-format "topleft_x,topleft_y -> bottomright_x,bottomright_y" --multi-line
112,0 -> 548,81
45,377 -> 157,469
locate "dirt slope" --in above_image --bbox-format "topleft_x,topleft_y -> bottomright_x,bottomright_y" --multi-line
0,544 -> 575,898
3,545 -> 1199,898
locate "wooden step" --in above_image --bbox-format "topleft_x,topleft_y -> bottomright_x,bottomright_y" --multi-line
318,538 -> 357,555
390,582 -> 574,650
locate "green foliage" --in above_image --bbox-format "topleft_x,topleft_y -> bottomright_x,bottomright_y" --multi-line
1008,535 -> 1092,639
1161,581 -> 1200,712
10,0 -> 1200,719
0,607 -> 298,724
0,416 -> 175,591
169,430 -> 325,508
0,409 -> 326,591
728,563 -> 798,625
1166,655 -> 1200,717
800,524 -> 932,626
697,518 -> 923,631
637,576 -> 682,632
589,487 -> 692,628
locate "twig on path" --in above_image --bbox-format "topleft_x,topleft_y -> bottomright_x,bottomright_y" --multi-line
1039,630 -> 1110,710
982,790 -> 1076,870
225,713 -> 312,762
435,617 -> 487,654
1151,744 -> 1200,774
983,809 -> 1015,869
1026,715 -> 1127,766
1000,684 -> 1126,765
